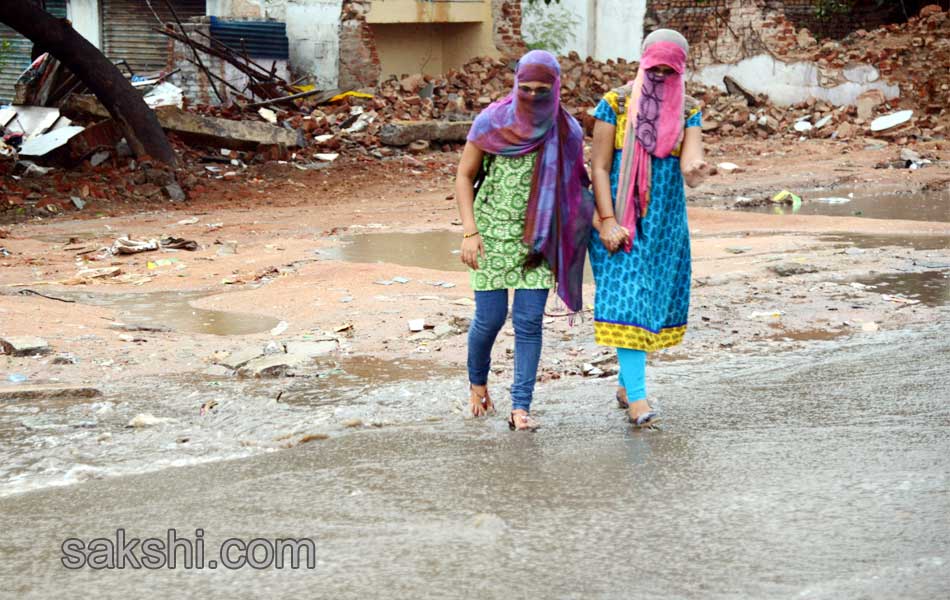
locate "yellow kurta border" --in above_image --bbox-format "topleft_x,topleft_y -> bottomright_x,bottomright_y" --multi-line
594,321 -> 687,352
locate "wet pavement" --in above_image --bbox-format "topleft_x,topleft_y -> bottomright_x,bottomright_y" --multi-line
1,323 -> 948,598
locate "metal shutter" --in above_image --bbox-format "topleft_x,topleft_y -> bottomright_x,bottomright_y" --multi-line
0,1 -> 68,104
100,0 -> 205,77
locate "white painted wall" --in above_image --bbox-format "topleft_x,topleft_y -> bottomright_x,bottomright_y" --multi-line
522,0 -> 647,61
691,54 -> 899,107
67,0 -> 101,49
285,1 -> 342,88
207,0 -> 343,88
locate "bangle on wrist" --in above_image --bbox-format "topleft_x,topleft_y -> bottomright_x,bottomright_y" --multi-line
463,231 -> 480,239
600,214 -> 616,222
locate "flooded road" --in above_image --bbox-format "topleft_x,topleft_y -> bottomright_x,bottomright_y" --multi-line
2,323 -> 948,598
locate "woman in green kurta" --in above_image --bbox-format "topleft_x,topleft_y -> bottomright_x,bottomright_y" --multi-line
455,51 -> 590,431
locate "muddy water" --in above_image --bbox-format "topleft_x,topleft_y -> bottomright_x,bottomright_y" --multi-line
1,324 -> 948,598
735,189 -> 949,222
852,271 -> 950,307
328,231 -> 466,272
55,290 -> 281,335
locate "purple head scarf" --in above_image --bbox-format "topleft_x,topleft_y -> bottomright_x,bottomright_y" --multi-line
467,50 -> 592,312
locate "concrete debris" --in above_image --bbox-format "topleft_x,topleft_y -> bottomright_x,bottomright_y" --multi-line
379,120 -> 473,147
62,95 -> 302,149
0,336 -> 52,356
769,263 -> 821,277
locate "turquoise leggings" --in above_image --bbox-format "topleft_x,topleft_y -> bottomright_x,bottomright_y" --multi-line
617,348 -> 647,401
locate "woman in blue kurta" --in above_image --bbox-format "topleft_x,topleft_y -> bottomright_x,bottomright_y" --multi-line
588,29 -> 712,428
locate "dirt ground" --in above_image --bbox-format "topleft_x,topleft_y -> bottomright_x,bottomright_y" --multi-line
0,137 -> 947,392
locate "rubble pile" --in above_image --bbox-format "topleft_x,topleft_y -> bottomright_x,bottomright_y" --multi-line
1,5 -> 946,222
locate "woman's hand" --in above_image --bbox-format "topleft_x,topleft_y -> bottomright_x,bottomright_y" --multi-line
599,218 -> 630,253
461,234 -> 485,269
683,159 -> 713,188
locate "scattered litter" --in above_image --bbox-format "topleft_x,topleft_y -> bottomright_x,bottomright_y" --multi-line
794,120 -> 813,132
146,258 -> 180,270
748,310 -> 785,319
408,319 -> 426,332
127,413 -> 172,428
75,266 -> 121,279
111,237 -> 160,255
199,399 -> 219,416
392,276 -> 410,284
814,197 -> 851,204
177,216 -> 200,225
861,321 -> 880,332
771,190 -> 803,213
7,374 -> 28,384
717,162 -> 742,174
70,196 -> 85,210
870,110 -> 913,132
339,296 -> 353,303
270,321 -> 289,336
451,298 -> 476,306
258,108 -> 278,124
315,153 -> 339,162
725,246 -> 752,254
160,237 -> 198,251
374,280 -> 395,286
143,82 -> 184,109
882,294 -> 920,305
118,333 -> 147,343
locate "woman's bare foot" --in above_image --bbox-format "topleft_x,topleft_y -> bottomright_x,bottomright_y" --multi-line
508,409 -> 541,431
469,384 -> 495,417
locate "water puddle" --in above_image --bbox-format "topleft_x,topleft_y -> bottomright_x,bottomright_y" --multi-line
733,189 -> 948,222
327,231 -> 466,272
55,290 -> 280,335
850,271 -> 949,307
820,232 -> 949,251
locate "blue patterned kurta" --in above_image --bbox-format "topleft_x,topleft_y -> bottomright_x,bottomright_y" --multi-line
588,92 -> 702,351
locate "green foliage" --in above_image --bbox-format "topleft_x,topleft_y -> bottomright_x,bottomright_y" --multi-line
0,40 -> 11,71
522,0 -> 579,54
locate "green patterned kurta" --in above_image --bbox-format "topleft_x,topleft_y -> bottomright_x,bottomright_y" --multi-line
471,152 -> 555,291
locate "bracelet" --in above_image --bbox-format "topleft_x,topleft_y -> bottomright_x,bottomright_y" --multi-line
600,214 -> 617,222
463,231 -> 480,239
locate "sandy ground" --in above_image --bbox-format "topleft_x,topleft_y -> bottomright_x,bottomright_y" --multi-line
0,137 -> 947,390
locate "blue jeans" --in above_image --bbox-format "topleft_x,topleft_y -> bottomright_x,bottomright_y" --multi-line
467,288 -> 549,413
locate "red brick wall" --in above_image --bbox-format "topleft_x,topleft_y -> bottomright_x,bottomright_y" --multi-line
492,0 -> 527,58
338,0 -> 381,90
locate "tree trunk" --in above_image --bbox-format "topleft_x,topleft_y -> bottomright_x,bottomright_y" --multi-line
0,1 -> 177,167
